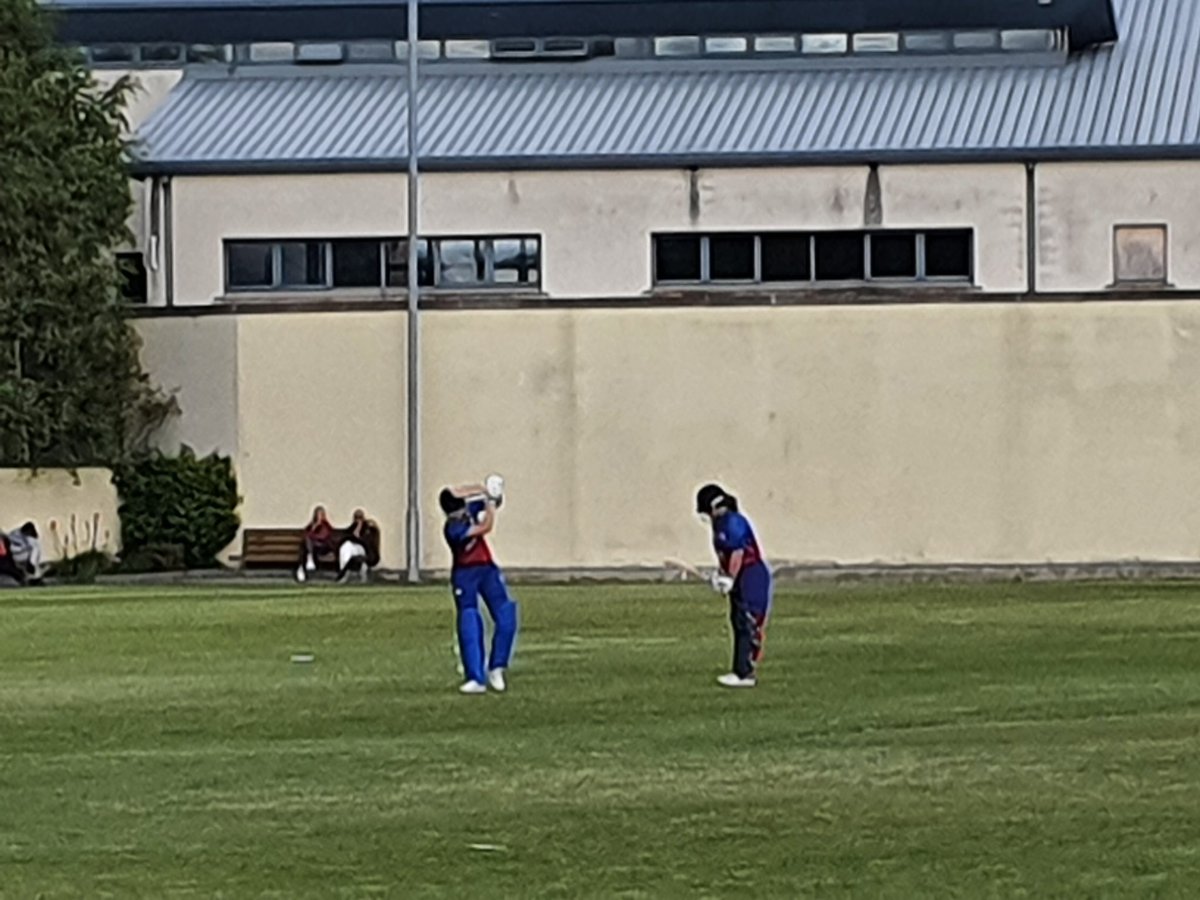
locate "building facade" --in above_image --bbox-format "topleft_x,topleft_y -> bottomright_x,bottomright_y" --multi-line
49,0 -> 1200,570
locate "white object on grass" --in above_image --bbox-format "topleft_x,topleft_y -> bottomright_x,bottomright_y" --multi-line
291,653 -> 315,664
305,555 -> 316,573
468,844 -> 506,852
487,668 -> 506,692
295,566 -> 307,583
459,680 -> 487,694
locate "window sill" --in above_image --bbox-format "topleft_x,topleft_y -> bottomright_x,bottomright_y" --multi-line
1107,280 -> 1174,290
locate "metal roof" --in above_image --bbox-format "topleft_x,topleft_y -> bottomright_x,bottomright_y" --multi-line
132,0 -> 1200,175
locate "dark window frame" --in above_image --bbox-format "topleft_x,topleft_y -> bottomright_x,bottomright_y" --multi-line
652,228 -> 974,287
224,235 -> 542,294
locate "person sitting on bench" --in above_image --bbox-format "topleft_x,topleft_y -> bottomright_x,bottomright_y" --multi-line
295,506 -> 335,583
337,508 -> 381,583
6,522 -> 45,585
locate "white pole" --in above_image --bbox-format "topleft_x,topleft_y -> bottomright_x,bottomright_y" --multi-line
405,0 -> 422,584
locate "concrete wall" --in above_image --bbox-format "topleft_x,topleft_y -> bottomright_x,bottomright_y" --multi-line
0,469 -> 120,560
165,165 -> 1029,303
136,301 -> 1200,570
1037,161 -> 1200,292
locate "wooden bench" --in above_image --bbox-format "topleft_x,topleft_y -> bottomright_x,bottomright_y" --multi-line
240,528 -> 338,571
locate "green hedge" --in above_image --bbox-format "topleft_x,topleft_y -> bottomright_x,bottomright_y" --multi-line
113,448 -> 241,569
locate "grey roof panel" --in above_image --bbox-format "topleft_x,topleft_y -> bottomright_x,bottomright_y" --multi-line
133,0 -> 1200,174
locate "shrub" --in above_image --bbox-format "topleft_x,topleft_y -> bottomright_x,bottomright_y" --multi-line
49,550 -> 114,585
113,448 -> 241,569
116,542 -> 187,574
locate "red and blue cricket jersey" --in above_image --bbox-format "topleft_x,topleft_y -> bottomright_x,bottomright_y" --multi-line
443,499 -> 495,569
711,511 -> 765,575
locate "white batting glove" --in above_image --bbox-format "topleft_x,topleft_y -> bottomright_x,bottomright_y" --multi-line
484,473 -> 505,501
710,572 -> 734,595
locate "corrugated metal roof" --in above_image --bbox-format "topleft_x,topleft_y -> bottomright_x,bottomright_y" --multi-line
133,0 -> 1200,174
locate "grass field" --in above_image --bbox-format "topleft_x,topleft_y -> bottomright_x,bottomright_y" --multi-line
2,581 -> 1199,898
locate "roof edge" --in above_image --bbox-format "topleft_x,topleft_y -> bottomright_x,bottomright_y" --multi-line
128,144 -> 1200,177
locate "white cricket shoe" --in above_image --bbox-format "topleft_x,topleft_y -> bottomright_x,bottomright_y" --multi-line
305,555 -> 316,573
458,680 -> 488,695
294,566 -> 307,583
487,669 -> 507,692
717,673 -> 757,689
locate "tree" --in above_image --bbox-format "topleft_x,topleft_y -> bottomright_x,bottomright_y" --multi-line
0,0 -> 173,467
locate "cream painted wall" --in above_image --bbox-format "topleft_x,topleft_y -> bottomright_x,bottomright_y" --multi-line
234,312 -> 407,565
881,165 -> 1027,293
0,469 -> 120,560
1037,161 -> 1200,292
137,302 -> 1200,570
166,164 -> 1027,303
135,316 -> 239,457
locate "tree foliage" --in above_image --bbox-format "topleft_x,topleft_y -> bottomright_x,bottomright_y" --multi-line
0,0 -> 173,467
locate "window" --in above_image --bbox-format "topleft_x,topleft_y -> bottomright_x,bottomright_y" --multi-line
332,240 -> 382,288
493,238 -> 540,285
117,252 -> 148,304
386,239 -> 435,288
1114,225 -> 1168,284
760,233 -> 811,282
869,233 -> 917,279
654,236 -> 702,282
815,233 -> 865,281
89,45 -> 136,64
279,242 -> 326,288
227,243 -> 274,290
853,33 -> 900,53
709,234 -> 755,281
140,44 -> 184,64
654,36 -> 701,57
225,236 -> 538,294
924,230 -> 973,279
187,44 -> 230,64
801,34 -> 848,54
652,229 -> 974,286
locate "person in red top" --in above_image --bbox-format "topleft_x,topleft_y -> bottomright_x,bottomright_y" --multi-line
440,479 -> 518,695
295,505 -> 335,583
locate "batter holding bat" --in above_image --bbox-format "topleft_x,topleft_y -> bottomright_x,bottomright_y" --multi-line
694,483 -> 773,688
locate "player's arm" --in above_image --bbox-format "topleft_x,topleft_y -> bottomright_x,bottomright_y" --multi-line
726,549 -> 745,580
448,483 -> 487,498
466,499 -> 496,538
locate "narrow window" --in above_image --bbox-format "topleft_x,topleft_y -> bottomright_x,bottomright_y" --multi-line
437,239 -> 485,285
814,233 -> 865,281
654,236 -> 702,282
226,242 -> 274,290
760,233 -> 812,282
924,230 -> 973,279
331,240 -> 383,288
869,232 -> 918,279
493,237 -> 540,286
385,239 -> 433,288
709,234 -> 756,281
278,241 -> 327,288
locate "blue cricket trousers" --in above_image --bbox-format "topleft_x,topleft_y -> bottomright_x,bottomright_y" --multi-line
452,564 -> 518,684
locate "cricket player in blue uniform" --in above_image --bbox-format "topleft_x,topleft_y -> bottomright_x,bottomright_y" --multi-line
696,483 -> 773,688
440,477 -> 518,695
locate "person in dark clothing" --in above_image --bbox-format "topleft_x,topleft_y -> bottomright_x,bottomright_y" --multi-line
337,508 -> 381,583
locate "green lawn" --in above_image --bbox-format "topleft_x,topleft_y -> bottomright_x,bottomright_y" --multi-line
2,581 -> 1199,898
